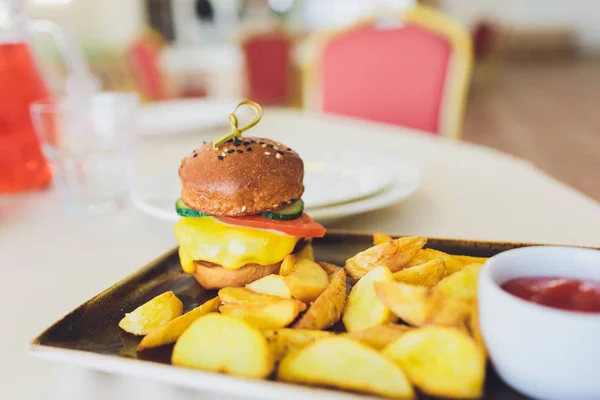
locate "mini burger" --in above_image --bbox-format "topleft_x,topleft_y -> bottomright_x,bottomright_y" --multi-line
174,101 -> 325,289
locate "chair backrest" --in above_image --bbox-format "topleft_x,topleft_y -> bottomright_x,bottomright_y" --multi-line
307,6 -> 472,139
241,31 -> 293,106
128,28 -> 167,102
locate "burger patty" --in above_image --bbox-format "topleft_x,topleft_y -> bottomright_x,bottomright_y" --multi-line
192,239 -> 311,289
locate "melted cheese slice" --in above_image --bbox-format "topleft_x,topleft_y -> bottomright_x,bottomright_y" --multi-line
175,217 -> 299,271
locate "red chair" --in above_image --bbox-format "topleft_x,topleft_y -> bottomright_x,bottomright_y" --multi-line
304,5 -> 472,139
128,29 -> 168,102
241,29 -> 294,106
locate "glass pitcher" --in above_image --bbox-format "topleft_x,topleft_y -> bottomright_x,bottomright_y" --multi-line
0,0 -> 95,194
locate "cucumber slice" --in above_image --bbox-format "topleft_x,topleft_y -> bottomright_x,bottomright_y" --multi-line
176,198 -> 210,218
259,199 -> 304,220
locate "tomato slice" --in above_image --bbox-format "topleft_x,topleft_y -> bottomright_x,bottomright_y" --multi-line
217,213 -> 326,238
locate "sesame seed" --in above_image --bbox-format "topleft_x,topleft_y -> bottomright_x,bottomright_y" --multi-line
241,206 -> 247,212
265,151 -> 271,156
276,153 -> 282,159
281,201 -> 287,206
193,153 -> 197,158
214,147 -> 219,151
221,152 -> 227,157
267,144 -> 274,148
234,140 -> 241,146
274,145 -> 279,150
217,155 -> 224,160
250,140 -> 256,144
261,144 -> 267,148
243,141 -> 249,146
273,204 -> 278,208
227,149 -> 234,154
277,150 -> 284,155
259,141 -> 264,144
246,147 -> 252,151
287,148 -> 292,151
237,149 -> 243,154
226,139 -> 233,143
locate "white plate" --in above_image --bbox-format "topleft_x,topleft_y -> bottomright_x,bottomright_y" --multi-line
137,98 -> 240,136
131,156 -> 420,224
301,151 -> 394,209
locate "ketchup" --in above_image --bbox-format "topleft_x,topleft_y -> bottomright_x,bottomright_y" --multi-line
502,277 -> 600,312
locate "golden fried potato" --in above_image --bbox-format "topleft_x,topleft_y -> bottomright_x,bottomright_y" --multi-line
345,236 -> 427,279
296,243 -> 315,261
454,255 -> 488,266
218,287 -> 306,311
278,337 -> 414,399
219,300 -> 303,330
373,232 -> 394,245
279,254 -> 296,276
468,302 -> 486,357
316,261 -> 342,275
343,265 -> 396,332
344,324 -> 411,350
435,263 -> 482,300
137,297 -> 220,350
382,327 -> 485,399
172,313 -> 274,378
246,274 -> 292,298
375,282 -> 470,327
293,268 -> 347,330
118,291 -> 183,336
263,329 -> 334,361
393,259 -> 446,287
417,248 -> 464,275
283,258 -> 329,303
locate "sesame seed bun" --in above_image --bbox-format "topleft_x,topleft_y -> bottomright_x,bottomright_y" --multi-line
179,137 -> 304,216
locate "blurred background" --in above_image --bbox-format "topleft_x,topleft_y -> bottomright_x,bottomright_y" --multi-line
15,0 -> 600,202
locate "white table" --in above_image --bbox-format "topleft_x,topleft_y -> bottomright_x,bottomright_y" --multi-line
3,109 -> 600,400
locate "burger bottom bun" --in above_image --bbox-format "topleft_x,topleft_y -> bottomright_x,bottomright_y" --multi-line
193,260 -> 281,290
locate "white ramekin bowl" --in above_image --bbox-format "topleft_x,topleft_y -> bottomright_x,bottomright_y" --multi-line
478,246 -> 600,400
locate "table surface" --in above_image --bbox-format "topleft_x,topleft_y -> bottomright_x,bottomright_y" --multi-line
3,109 -> 600,400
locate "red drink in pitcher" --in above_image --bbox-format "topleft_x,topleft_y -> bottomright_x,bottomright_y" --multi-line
0,42 -> 52,193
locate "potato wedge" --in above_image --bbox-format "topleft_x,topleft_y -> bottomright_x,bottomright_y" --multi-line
344,324 -> 411,350
435,263 -> 482,300
137,296 -> 221,350
246,274 -> 292,298
279,255 -> 296,276
375,281 -> 470,327
373,232 -> 394,245
293,268 -> 347,330
172,313 -> 274,378
454,255 -> 488,266
382,327 -> 485,398
218,287 -> 306,311
468,302 -> 486,357
118,291 -> 183,336
393,259 -> 446,287
345,236 -> 427,279
263,329 -> 334,361
316,261 -> 342,276
278,337 -> 414,399
283,258 -> 329,303
219,300 -> 303,330
343,265 -> 396,332
417,248 -> 464,275
296,242 -> 314,261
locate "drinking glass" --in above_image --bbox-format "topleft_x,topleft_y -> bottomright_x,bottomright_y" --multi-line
30,92 -> 139,213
